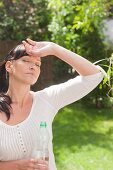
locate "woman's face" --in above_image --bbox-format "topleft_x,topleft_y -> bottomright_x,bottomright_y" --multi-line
7,55 -> 41,85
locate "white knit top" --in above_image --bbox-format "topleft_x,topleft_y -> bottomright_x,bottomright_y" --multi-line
0,70 -> 104,170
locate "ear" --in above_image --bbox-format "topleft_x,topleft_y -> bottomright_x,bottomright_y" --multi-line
5,61 -> 13,73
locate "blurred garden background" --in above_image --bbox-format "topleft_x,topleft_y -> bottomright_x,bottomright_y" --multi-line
0,0 -> 113,169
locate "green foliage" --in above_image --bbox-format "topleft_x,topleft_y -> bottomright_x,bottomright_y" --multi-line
48,0 -> 107,51
48,0 -> 109,62
0,0 -> 50,40
95,52 -> 113,98
48,0 -> 113,100
107,0 -> 113,17
106,54 -> 113,97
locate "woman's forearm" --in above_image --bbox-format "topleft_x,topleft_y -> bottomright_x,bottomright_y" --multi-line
0,159 -> 47,170
0,161 -> 18,170
52,43 -> 100,76
22,39 -> 101,76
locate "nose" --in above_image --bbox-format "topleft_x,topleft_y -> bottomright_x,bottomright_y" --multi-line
29,65 -> 33,69
29,62 -> 36,70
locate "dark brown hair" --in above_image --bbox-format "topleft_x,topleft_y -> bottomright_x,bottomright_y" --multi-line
0,44 -> 28,120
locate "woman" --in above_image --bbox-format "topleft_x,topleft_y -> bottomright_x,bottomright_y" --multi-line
0,38 -> 104,170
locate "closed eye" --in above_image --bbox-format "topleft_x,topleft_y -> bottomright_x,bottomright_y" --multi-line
36,64 -> 40,67
22,59 -> 41,68
22,59 -> 30,62
35,63 -> 40,67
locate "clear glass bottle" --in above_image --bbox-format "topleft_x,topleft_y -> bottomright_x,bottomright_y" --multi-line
32,121 -> 49,163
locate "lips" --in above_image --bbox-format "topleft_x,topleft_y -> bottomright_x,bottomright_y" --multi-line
26,72 -> 34,75
26,73 -> 35,76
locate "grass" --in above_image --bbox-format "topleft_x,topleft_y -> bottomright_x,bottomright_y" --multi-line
53,103 -> 113,170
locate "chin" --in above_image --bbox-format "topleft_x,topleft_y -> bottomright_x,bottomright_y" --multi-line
21,76 -> 39,86
22,79 -> 37,86
30,79 -> 38,85
30,81 -> 37,85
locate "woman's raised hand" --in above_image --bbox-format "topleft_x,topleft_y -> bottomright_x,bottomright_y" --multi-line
22,38 -> 55,58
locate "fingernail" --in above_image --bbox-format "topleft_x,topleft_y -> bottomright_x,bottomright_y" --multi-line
30,158 -> 35,162
22,41 -> 25,43
26,38 -> 30,41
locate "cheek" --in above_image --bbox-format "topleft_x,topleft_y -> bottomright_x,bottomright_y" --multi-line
15,60 -> 28,70
37,68 -> 41,74
11,62 -> 25,76
35,67 -> 41,75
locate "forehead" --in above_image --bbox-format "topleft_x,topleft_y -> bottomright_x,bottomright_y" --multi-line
22,55 -> 41,62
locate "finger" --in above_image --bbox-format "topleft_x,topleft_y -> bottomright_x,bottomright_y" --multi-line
28,164 -> 39,170
22,40 -> 30,50
36,160 -> 48,170
26,38 -> 36,46
37,164 -> 48,170
37,160 -> 48,165
28,159 -> 39,170
22,40 -> 30,49
30,158 -> 38,164
22,40 -> 26,46
22,41 -> 33,55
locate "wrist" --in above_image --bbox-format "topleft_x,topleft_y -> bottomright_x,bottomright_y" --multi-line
0,160 -> 18,170
51,42 -> 64,57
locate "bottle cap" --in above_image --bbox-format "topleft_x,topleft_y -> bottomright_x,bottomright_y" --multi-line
40,121 -> 47,128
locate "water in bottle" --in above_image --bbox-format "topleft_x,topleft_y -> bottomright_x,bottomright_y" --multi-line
32,121 -> 49,164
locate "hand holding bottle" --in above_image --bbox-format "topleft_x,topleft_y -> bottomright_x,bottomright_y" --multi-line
35,159 -> 48,170
0,158 -> 44,170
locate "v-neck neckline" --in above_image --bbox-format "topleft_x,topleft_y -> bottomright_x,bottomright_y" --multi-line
0,91 -> 36,128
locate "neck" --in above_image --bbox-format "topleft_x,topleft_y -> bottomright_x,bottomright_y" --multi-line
6,80 -> 31,107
